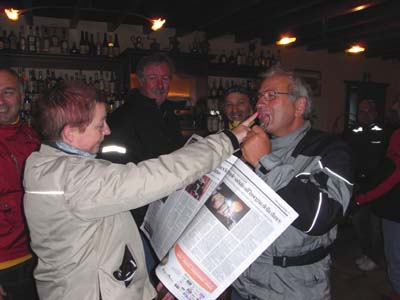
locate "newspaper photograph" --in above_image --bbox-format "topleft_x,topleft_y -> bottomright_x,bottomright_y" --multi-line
155,158 -> 298,300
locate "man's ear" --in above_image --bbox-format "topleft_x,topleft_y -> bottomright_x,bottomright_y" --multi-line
61,124 -> 78,144
294,97 -> 306,117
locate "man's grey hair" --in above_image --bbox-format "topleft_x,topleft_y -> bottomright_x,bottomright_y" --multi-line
136,52 -> 175,79
0,68 -> 24,97
262,67 -> 313,120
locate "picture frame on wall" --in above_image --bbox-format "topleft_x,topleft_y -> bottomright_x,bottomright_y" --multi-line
294,69 -> 322,96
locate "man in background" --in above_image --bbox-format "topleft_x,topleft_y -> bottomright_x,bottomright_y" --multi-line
0,68 -> 40,299
343,99 -> 389,271
233,68 -> 353,299
100,52 -> 184,225
100,53 -> 184,282
356,98 -> 400,300
222,85 -> 256,130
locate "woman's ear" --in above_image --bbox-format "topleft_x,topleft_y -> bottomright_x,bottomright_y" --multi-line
61,124 -> 78,144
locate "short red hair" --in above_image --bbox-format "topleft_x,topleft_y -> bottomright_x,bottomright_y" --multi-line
37,80 -> 106,140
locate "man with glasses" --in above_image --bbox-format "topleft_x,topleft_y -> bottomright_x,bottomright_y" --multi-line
0,68 -> 40,299
231,68 -> 353,299
100,53 -> 184,283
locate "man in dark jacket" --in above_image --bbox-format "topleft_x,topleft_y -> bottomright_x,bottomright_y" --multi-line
343,99 -> 389,271
0,68 -> 40,299
356,99 -> 400,300
100,53 -> 184,223
99,53 -> 183,281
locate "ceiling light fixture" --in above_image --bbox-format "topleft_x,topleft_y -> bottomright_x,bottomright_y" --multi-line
276,36 -> 296,46
345,45 -> 366,54
3,7 -> 166,31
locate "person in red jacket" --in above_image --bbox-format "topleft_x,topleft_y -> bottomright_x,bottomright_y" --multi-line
0,68 -> 40,300
356,98 -> 400,300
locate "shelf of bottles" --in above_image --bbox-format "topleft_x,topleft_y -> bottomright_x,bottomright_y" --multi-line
15,67 -> 125,126
0,25 -> 120,58
209,46 -> 282,78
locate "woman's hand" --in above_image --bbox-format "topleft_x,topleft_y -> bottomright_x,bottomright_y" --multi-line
231,112 -> 259,143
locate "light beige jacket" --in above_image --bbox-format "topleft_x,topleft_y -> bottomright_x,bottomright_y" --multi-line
23,132 -> 235,300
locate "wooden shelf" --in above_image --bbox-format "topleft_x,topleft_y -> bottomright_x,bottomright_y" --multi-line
0,50 -> 121,71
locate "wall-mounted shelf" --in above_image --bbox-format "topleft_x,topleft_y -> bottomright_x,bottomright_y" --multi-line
0,50 -> 122,71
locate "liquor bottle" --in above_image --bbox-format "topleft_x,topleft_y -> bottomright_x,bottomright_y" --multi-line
94,72 -> 100,90
50,28 -> 60,53
37,71 -> 45,93
42,27 -> 50,53
79,31 -> 86,54
1,30 -> 10,50
29,69 -> 37,94
258,50 -> 267,67
27,26 -> 36,52
219,50 -> 227,64
102,33 -> 108,56
84,31 -> 90,54
265,50 -> 272,68
113,33 -> 120,57
50,70 -> 57,87
0,31 -> 5,50
22,91 -> 31,120
236,48 -> 244,65
95,32 -> 102,56
109,72 -> 116,95
107,35 -> 114,57
228,50 -> 236,64
60,29 -> 69,54
8,30 -> 17,50
89,33 -> 95,56
210,79 -> 218,99
70,42 -> 79,55
18,26 -> 27,51
99,71 -> 105,91
217,78 -> 224,98
35,26 -> 41,53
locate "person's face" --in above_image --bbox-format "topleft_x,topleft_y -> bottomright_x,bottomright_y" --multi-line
357,100 -> 377,125
256,74 -> 304,137
0,70 -> 22,125
223,92 -> 252,123
139,63 -> 171,105
71,103 -> 111,154
211,193 -> 231,217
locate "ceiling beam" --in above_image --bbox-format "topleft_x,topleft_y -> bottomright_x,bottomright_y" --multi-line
233,0 -> 389,43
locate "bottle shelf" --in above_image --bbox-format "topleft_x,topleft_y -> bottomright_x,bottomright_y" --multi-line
0,50 -> 121,71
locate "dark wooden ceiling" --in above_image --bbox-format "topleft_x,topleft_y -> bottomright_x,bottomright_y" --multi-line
6,0 -> 400,60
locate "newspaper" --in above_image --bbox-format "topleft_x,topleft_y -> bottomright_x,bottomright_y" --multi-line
141,135 -> 298,300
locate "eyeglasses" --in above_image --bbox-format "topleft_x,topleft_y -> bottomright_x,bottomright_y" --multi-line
257,90 -> 294,102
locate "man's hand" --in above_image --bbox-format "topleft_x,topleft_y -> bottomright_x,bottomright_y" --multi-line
241,125 -> 271,167
231,112 -> 259,143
